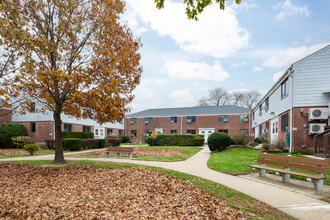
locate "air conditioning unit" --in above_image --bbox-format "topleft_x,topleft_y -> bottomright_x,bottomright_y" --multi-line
265,129 -> 269,134
145,121 -> 149,124
309,123 -> 326,135
308,108 -> 328,121
243,118 -> 248,122
187,119 -> 192,123
223,118 -> 228,122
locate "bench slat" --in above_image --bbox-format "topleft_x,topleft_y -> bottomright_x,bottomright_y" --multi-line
107,147 -> 134,153
250,165 -> 325,180
257,158 -> 329,174
258,153 -> 330,167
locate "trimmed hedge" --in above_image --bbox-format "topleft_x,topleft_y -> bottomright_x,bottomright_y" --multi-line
62,131 -> 94,139
120,135 -> 130,143
146,134 -> 204,146
64,138 -> 82,151
105,138 -> 120,146
207,132 -> 232,152
81,139 -> 99,149
0,123 -> 27,148
99,139 -> 106,148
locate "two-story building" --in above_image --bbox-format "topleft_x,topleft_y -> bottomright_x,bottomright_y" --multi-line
251,44 -> 330,153
125,105 -> 251,142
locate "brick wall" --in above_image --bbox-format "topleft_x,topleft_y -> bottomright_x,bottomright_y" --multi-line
0,109 -> 12,124
125,114 -> 250,142
277,110 -> 290,146
19,121 -> 54,142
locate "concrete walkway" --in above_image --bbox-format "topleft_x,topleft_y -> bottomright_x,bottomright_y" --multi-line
1,146 -> 330,219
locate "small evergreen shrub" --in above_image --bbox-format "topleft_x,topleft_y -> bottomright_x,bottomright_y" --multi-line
120,135 -> 130,143
62,131 -> 94,139
105,138 -> 120,146
231,133 -> 250,146
0,123 -> 27,148
192,136 -> 205,146
99,139 -> 106,148
207,132 -> 232,152
107,135 -> 119,138
146,134 -> 204,146
254,138 -> 268,144
81,139 -> 99,149
64,138 -> 82,151
23,144 -> 39,155
11,136 -> 33,148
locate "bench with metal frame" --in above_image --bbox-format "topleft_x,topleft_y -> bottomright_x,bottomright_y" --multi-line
106,147 -> 134,159
250,153 -> 329,191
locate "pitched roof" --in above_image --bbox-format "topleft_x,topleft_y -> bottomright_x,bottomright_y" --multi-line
126,105 -> 251,118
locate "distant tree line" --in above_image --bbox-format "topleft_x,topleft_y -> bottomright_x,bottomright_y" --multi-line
197,87 -> 262,109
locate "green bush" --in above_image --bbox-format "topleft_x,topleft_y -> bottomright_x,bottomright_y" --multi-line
99,139 -> 106,148
231,133 -> 250,146
81,139 -> 99,149
192,136 -> 205,146
107,135 -> 119,138
64,138 -> 82,151
62,131 -> 94,139
0,123 -> 27,148
120,135 -> 130,143
11,136 -> 33,148
254,137 -> 268,144
105,138 -> 120,146
293,147 -> 314,155
23,144 -> 39,155
146,134 -> 204,146
207,132 -> 232,152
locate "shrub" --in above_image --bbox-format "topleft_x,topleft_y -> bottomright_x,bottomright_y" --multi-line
192,136 -> 204,146
0,123 -> 27,148
23,144 -> 39,155
120,135 -> 130,143
64,138 -> 82,151
105,138 -> 120,146
99,139 -> 106,148
62,131 -> 94,139
146,134 -> 204,146
231,133 -> 250,146
45,139 -> 65,150
11,136 -> 33,149
107,135 -> 119,138
254,137 -> 268,144
207,132 -> 232,152
262,142 -> 270,150
81,139 -> 99,149
293,147 -> 314,155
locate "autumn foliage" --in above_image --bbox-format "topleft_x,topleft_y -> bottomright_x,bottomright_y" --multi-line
0,0 -> 142,163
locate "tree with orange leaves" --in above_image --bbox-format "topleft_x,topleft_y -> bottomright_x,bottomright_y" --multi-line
0,0 -> 142,164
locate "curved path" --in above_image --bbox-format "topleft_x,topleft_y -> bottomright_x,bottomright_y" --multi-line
1,146 -> 330,220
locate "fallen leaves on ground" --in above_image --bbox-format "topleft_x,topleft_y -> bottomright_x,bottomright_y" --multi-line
0,150 -> 54,155
0,164 -> 246,219
76,148 -> 185,157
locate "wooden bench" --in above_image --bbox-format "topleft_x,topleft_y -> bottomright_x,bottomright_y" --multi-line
106,147 -> 134,159
250,153 -> 330,191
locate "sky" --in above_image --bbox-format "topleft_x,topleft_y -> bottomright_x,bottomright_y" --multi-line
121,0 -> 330,113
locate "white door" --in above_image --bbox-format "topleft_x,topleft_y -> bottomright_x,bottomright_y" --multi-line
255,126 -> 259,138
95,127 -> 105,139
271,117 -> 279,144
199,128 -> 215,143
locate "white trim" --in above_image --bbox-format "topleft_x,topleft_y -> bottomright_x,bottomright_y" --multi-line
125,112 -> 250,119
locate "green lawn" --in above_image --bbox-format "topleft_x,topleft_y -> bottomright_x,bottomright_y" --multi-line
76,146 -> 203,162
207,148 -> 330,185
0,149 -> 56,159
0,160 -> 294,219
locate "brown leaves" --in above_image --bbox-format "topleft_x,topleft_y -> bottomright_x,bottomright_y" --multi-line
0,164 -> 245,219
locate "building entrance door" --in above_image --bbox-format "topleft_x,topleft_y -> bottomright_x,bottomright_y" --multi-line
271,117 -> 279,144
199,128 -> 215,143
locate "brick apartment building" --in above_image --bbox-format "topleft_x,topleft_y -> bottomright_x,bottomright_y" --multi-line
125,105 -> 251,142
251,44 -> 330,153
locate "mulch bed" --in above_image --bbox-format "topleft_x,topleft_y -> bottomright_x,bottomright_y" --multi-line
76,148 -> 185,157
0,150 -> 54,155
0,164 -> 246,219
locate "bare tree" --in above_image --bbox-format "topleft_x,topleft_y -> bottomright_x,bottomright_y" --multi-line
241,90 -> 262,109
231,91 -> 245,106
208,87 -> 228,106
197,97 -> 209,107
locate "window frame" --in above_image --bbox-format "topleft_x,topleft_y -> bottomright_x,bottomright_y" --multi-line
240,114 -> 249,122
107,129 -> 113,136
186,116 -> 196,123
131,130 -> 137,137
29,102 -> 36,113
145,117 -> 153,125
30,122 -> 36,133
218,129 -> 228,134
259,105 -> 262,116
64,123 -> 72,132
218,115 -> 229,123
170,116 -> 177,124
265,98 -> 269,112
170,130 -> 177,134
186,129 -> 196,135
83,126 -> 91,132
281,78 -> 289,99
281,113 -> 289,132
130,118 -> 137,125
240,129 -> 248,134
259,125 -> 262,135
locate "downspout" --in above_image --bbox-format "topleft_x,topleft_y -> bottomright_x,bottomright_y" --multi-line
180,116 -> 183,134
289,66 -> 294,154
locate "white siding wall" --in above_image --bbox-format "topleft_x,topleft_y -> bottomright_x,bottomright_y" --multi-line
293,46 -> 330,107
252,76 -> 292,128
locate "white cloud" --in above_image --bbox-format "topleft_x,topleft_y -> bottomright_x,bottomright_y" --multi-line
262,43 -> 329,68
252,66 -> 263,72
273,0 -> 310,20
170,90 -> 195,107
163,60 -> 229,82
124,0 -> 249,58
232,61 -> 247,68
272,71 -> 285,83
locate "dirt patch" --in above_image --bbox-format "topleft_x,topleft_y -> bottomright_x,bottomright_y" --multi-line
0,164 -> 246,219
73,148 -> 185,157
0,150 -> 54,155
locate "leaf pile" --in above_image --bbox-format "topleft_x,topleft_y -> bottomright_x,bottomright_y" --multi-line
0,150 -> 54,155
0,164 -> 246,219
76,148 -> 185,157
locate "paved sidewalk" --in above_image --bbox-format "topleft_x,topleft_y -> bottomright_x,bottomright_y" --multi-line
1,146 -> 330,219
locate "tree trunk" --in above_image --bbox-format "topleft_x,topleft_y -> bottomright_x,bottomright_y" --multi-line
53,110 -> 66,164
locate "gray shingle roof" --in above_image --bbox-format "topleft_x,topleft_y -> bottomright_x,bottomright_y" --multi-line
126,105 -> 251,118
